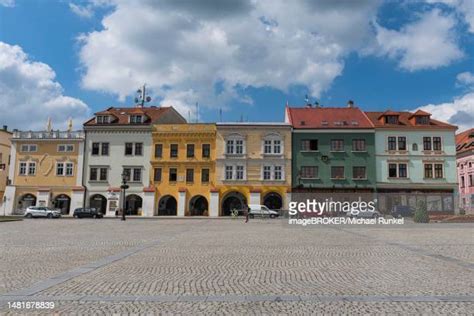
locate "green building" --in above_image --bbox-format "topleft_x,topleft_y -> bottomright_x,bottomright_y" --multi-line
285,103 -> 376,193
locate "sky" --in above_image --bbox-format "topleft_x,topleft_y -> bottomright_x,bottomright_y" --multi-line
0,0 -> 473,131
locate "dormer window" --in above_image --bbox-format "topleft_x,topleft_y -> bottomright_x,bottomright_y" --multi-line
130,115 -> 143,124
385,115 -> 399,124
96,115 -> 110,124
415,116 -> 429,125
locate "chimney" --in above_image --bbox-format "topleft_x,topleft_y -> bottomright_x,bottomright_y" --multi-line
347,100 -> 354,108
2,125 -> 7,131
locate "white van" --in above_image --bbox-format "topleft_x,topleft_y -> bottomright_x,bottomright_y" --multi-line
248,204 -> 280,218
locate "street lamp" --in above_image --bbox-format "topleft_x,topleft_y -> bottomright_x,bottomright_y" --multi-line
121,172 -> 129,221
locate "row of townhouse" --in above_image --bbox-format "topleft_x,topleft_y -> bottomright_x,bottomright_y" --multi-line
0,102 -> 463,216
456,128 -> 474,213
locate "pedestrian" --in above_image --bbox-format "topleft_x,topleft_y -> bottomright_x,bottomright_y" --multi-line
245,205 -> 250,223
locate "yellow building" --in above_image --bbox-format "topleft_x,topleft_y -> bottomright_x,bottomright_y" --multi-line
0,126 -> 12,207
4,130 -> 85,215
216,123 -> 292,216
151,124 -> 216,216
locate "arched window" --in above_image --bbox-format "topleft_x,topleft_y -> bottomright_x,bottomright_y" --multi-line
262,133 -> 283,155
225,133 -> 245,155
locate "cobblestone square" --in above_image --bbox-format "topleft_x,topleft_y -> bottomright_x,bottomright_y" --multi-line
0,218 -> 473,314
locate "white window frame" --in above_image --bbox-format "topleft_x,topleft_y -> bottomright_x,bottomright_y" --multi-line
130,115 -> 143,124
96,115 -> 110,124
225,134 -> 246,155
262,133 -> 283,155
123,167 -> 142,183
224,164 -> 246,180
387,136 -> 407,151
28,162 -> 36,175
56,162 -> 65,176
19,162 -> 27,175
58,144 -> 75,152
65,162 -> 74,176
387,162 -> 409,179
20,144 -> 37,152
261,164 -> 285,181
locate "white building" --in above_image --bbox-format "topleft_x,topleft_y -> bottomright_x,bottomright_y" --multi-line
83,106 -> 186,216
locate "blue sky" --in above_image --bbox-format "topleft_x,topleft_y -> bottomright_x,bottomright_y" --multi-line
0,0 -> 473,130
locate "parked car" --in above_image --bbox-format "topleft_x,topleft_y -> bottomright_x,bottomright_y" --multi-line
73,208 -> 103,218
391,205 -> 414,218
248,204 -> 280,218
347,210 -> 382,219
24,207 -> 61,218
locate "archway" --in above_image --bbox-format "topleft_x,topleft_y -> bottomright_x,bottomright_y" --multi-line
125,194 -> 143,215
221,191 -> 247,216
89,194 -> 107,214
263,192 -> 283,210
189,195 -> 208,216
53,194 -> 71,214
157,195 -> 177,216
17,193 -> 36,211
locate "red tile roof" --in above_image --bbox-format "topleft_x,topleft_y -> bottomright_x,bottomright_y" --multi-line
456,128 -> 474,154
84,106 -> 185,126
365,111 -> 457,129
286,106 -> 374,129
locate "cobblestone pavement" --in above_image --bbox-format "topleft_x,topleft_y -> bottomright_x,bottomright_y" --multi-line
0,218 -> 473,314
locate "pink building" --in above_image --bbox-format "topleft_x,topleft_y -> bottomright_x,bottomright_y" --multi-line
456,128 -> 474,214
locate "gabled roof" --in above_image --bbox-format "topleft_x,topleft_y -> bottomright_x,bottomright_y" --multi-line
84,106 -> 186,126
365,111 -> 456,130
377,110 -> 399,119
456,128 -> 474,154
286,106 -> 374,129
408,109 -> 431,119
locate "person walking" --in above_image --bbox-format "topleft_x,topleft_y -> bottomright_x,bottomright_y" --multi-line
245,204 -> 250,223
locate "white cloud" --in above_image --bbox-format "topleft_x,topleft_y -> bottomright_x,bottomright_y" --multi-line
77,0 -> 380,116
456,71 -> 474,87
426,0 -> 474,33
416,93 -> 474,132
0,0 -> 14,7
0,42 -> 91,130
69,3 -> 94,18
374,9 -> 463,71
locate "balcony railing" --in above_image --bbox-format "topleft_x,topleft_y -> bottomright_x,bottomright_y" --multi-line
12,130 -> 85,139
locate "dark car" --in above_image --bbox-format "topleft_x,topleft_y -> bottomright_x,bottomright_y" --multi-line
391,205 -> 414,218
73,208 -> 103,218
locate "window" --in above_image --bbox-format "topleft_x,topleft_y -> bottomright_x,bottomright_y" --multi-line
398,137 -> 406,150
90,167 -> 98,181
19,162 -> 27,175
469,174 -> 473,187
20,144 -> 37,152
56,163 -> 64,176
130,115 -> 143,124
65,163 -> 73,176
169,168 -> 177,182
133,168 -> 141,182
300,166 -> 317,179
352,139 -> 366,151
433,137 -> 442,151
170,144 -> 178,158
274,140 -> 281,154
236,140 -> 243,154
27,162 -> 36,175
263,166 -> 271,180
236,165 -> 244,180
201,168 -> 210,183
135,143 -> 143,156
264,140 -> 272,154
415,116 -> 429,125
225,165 -> 233,180
226,137 -> 245,155
125,143 -> 133,155
274,166 -> 282,180
186,169 -> 194,182
385,115 -> 398,124
412,143 -> 418,151
58,144 -> 74,152
461,176 -> 465,188
434,164 -> 443,178
389,163 -> 407,178
92,143 -> 100,155
154,168 -> 162,182
187,144 -> 195,158
96,115 -> 110,124
353,167 -> 366,179
330,139 -> 344,152
226,140 -> 234,154
263,138 -> 282,154
388,137 -> 397,151
331,166 -> 344,179
423,137 -> 432,151
155,144 -> 163,158
424,164 -> 433,178
99,168 -> 108,181
202,144 -> 210,158
301,139 -> 318,151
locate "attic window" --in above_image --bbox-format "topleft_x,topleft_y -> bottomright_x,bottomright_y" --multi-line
300,120 -> 305,126
334,121 -> 343,126
130,115 -> 143,124
415,116 -> 429,125
351,121 -> 359,126
385,115 -> 398,124
321,120 -> 328,126
96,115 -> 110,124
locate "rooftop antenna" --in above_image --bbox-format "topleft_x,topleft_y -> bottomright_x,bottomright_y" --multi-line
188,110 -> 191,122
195,102 -> 199,123
219,108 -> 222,122
46,117 -> 52,132
134,84 -> 152,107
67,117 -> 73,132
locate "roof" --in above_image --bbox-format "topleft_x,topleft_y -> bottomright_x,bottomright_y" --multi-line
456,128 -> 474,154
286,106 -> 374,129
84,106 -> 186,126
365,111 -> 457,130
